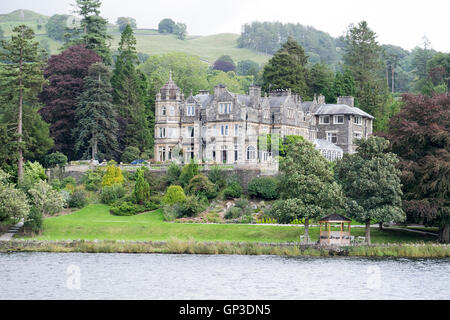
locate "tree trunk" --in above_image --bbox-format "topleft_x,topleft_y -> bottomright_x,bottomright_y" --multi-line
391,66 -> 395,93
304,218 -> 309,244
378,222 -> 383,230
439,224 -> 449,243
17,44 -> 24,183
365,219 -> 371,245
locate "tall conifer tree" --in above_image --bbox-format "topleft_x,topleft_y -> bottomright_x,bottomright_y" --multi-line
65,0 -> 112,65
111,24 -> 151,155
73,62 -> 118,160
262,37 -> 309,98
0,25 -> 47,182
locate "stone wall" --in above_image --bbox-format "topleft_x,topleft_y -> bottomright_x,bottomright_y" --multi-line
53,164 -> 278,191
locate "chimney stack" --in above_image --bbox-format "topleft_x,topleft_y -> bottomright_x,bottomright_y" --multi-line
337,96 -> 354,108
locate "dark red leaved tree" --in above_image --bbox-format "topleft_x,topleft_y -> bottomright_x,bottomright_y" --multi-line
39,45 -> 101,160
386,93 -> 449,242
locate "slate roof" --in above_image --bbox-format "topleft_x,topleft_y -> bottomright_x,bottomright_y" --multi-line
314,104 -> 374,119
313,139 -> 343,151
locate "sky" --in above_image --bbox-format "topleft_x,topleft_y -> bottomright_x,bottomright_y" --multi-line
1,0 -> 449,52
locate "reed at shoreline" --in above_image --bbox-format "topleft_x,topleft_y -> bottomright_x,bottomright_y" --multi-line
1,239 -> 448,258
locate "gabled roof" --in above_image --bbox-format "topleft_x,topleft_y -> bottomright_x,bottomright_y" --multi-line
319,213 -> 352,222
314,104 -> 374,119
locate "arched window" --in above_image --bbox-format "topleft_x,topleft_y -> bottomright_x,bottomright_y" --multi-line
247,146 -> 256,160
161,106 -> 166,116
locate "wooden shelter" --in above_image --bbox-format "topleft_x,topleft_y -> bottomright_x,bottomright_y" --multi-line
319,214 -> 352,246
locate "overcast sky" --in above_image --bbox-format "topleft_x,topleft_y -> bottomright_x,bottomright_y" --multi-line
1,0 -> 448,52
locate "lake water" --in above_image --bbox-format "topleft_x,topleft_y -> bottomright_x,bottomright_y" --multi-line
0,253 -> 448,300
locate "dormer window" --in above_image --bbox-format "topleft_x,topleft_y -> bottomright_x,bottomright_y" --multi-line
219,103 -> 232,114
354,116 -> 362,125
334,115 -> 344,124
319,116 -> 330,124
161,106 -> 166,116
186,104 -> 195,116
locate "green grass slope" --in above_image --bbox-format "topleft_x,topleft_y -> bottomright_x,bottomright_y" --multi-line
1,9 -> 270,65
24,204 -> 437,243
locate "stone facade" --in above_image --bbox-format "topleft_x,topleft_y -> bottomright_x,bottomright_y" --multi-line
154,79 -> 374,164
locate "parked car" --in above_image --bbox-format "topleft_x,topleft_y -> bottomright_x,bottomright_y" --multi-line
131,159 -> 146,165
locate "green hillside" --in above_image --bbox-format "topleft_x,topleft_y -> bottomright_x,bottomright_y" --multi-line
0,9 -> 270,65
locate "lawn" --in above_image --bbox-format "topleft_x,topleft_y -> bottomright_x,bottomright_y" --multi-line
23,204 -> 437,243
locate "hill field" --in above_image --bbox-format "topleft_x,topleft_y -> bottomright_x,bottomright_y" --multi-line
0,9 -> 271,65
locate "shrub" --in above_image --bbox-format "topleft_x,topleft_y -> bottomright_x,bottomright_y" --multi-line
24,206 -> 43,234
178,196 -> 207,217
110,201 -> 140,216
121,146 -> 141,163
247,177 -> 279,200
235,198 -> 250,209
102,164 -> 124,187
133,168 -> 150,204
100,185 -> 126,205
225,206 -> 243,219
0,184 -> 30,222
145,171 -> 168,193
81,169 -> 102,191
208,166 -> 225,188
62,176 -> 77,187
68,189 -> 88,209
179,160 -> 199,187
163,185 -> 186,205
20,161 -> 47,192
223,181 -> 243,199
206,211 -> 221,223
186,174 -> 217,199
28,180 -> 66,216
162,205 -> 179,221
167,162 -> 181,185
44,152 -> 67,168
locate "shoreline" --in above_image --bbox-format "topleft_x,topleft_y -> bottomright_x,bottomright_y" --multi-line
0,240 -> 448,258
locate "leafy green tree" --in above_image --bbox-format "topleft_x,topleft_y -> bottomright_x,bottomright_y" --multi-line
158,18 -> 176,34
335,136 -> 405,244
121,146 -> 141,163
111,25 -> 151,154
73,62 -> 118,160
262,37 -> 309,97
28,180 -> 66,216
0,25 -> 47,182
0,26 -> 4,41
343,21 -> 388,131
236,60 -> 260,78
273,139 -> 346,242
0,183 -> 30,222
139,52 -> 209,100
133,167 -> 150,205
207,70 -> 243,93
116,17 -> 137,32
386,93 -> 449,243
20,161 -> 47,192
247,177 -> 279,200
173,22 -> 187,40
44,152 -> 68,168
46,14 -> 69,41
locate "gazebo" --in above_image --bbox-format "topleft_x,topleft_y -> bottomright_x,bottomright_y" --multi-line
319,214 -> 352,246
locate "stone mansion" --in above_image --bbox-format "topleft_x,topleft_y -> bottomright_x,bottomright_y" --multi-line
154,78 -> 374,165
